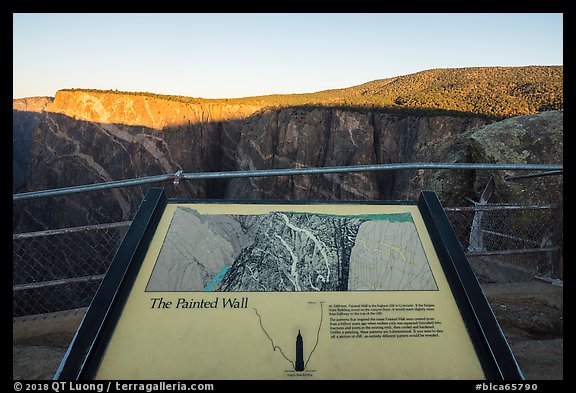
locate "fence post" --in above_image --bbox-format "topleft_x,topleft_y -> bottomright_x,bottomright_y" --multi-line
468,177 -> 495,253
550,202 -> 563,279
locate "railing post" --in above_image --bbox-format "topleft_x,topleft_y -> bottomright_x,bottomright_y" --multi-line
467,177 -> 495,253
550,202 -> 563,279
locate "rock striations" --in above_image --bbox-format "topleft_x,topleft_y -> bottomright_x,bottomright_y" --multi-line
13,97 -> 54,193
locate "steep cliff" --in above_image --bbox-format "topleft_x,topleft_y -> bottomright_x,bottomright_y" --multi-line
13,97 -> 54,192
13,98 -> 491,231
226,107 -> 489,200
13,66 -> 563,232
15,92 -> 262,230
48,90 -> 263,130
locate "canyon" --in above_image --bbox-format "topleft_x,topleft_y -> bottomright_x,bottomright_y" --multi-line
12,66 -> 563,232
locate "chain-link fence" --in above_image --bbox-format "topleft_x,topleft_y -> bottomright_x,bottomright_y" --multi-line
445,204 -> 562,284
13,222 -> 131,317
12,204 -> 562,318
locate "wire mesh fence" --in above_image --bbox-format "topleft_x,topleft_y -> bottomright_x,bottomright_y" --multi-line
445,204 -> 562,283
445,206 -> 556,252
13,222 -> 131,317
12,204 -> 561,318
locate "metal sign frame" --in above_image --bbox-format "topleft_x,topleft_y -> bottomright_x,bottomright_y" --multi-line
54,188 -> 523,380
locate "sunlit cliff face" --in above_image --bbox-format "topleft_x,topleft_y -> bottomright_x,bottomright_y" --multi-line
49,90 -> 264,130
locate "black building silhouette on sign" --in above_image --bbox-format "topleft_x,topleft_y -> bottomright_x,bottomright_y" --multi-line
295,330 -> 304,371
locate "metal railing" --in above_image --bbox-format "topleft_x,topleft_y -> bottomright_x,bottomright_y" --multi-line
13,162 -> 563,201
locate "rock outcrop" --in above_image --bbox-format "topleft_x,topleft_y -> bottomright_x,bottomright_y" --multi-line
412,110 -> 563,206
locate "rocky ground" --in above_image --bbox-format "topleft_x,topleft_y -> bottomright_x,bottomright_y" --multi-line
12,277 -> 562,380
482,281 -> 563,380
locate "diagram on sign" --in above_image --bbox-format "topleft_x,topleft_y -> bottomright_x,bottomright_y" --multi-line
253,301 -> 324,374
145,207 -> 438,292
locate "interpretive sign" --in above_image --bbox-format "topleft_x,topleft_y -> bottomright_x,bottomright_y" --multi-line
55,188 -> 523,380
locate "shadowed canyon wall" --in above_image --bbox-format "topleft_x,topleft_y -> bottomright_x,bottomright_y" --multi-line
13,90 -> 492,231
13,71 -> 563,232
13,97 -> 54,193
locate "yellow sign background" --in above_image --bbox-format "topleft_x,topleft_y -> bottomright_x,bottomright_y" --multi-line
95,203 -> 485,380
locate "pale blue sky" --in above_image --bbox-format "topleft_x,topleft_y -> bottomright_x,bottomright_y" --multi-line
13,13 -> 563,99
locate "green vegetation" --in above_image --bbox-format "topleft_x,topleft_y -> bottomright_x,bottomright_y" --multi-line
61,65 -> 563,119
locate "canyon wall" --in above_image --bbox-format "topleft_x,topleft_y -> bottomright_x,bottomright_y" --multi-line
13,97 -> 54,192
14,89 -> 561,232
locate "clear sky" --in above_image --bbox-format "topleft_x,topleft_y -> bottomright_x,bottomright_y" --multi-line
13,13 -> 563,99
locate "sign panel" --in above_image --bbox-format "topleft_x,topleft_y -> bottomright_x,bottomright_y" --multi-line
55,189 -> 523,380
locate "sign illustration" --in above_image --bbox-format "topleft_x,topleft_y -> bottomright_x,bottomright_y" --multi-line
146,207 -> 437,292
